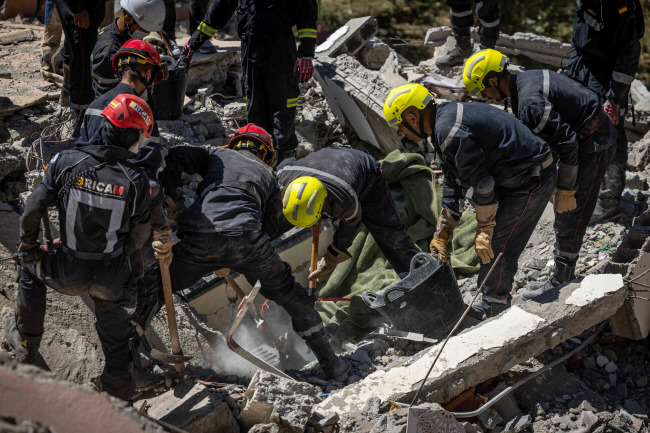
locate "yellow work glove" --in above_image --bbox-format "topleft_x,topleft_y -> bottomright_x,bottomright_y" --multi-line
430,208 -> 459,262
475,227 -> 495,264
309,245 -> 351,283
474,203 -> 498,265
554,188 -> 577,214
152,228 -> 173,268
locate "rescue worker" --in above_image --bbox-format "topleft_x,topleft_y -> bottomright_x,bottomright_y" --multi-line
384,84 -> 556,318
81,39 -> 171,355
436,0 -> 499,67
567,0 -> 644,222
5,94 -> 154,400
277,147 -> 420,282
462,49 -> 617,296
159,124 -> 350,380
53,0 -> 106,133
91,0 -> 166,98
182,0 -> 318,162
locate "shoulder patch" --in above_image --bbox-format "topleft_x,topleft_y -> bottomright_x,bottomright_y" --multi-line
618,5 -> 628,14
44,153 -> 60,171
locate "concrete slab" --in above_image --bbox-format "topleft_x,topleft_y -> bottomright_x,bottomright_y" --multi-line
315,17 -> 378,58
176,38 -> 241,93
314,274 -> 627,415
0,78 -> 48,116
611,251 -> 650,340
144,381 -> 240,433
313,55 -> 403,155
424,27 -> 571,68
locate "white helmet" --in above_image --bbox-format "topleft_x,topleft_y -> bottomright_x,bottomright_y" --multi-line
120,0 -> 165,32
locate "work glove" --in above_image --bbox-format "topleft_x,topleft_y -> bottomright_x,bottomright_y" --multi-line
15,242 -> 43,266
152,228 -> 173,268
294,57 -> 314,83
309,244 -> 351,283
554,188 -> 577,214
429,208 -> 458,262
603,100 -> 619,125
474,203 -> 498,265
181,39 -> 196,60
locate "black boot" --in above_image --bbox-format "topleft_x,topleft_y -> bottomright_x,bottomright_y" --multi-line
590,198 -> 622,224
305,334 -> 350,381
4,316 -> 41,363
436,35 -> 473,68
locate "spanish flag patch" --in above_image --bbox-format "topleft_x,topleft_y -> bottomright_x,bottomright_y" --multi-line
618,5 -> 628,14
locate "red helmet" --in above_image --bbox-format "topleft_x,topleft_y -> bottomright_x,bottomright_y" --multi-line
112,39 -> 165,84
227,123 -> 276,167
101,94 -> 154,139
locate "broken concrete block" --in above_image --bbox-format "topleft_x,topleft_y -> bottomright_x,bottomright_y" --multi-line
239,371 -> 321,433
316,17 -> 378,58
357,39 -> 392,70
477,408 -> 502,430
313,55 -> 402,155
502,414 -> 531,433
371,407 -> 408,433
0,78 -> 48,116
0,353 -> 165,433
144,382 -> 239,433
610,249 -> 650,340
424,27 -> 571,68
312,413 -> 340,433
315,274 -> 626,415
248,424 -> 281,433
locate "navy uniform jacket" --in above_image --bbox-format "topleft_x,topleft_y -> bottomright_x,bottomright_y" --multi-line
21,143 -> 150,258
432,102 -> 551,218
190,0 -> 317,58
277,147 -> 380,251
91,21 -> 128,98
570,0 -> 644,105
164,146 -> 283,238
510,69 -> 614,189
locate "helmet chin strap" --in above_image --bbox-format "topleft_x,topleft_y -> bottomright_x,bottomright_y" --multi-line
402,111 -> 429,140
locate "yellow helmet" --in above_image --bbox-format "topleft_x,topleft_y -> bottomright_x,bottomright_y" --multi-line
383,83 -> 434,127
462,49 -> 508,96
282,176 -> 328,228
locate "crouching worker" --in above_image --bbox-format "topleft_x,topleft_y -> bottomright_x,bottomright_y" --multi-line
277,147 -> 420,283
5,94 -> 154,400
384,84 -> 557,319
160,124 -> 350,380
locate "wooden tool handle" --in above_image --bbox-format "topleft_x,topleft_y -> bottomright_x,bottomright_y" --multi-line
159,261 -> 184,373
309,220 -> 321,293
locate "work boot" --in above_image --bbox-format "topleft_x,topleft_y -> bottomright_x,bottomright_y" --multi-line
521,265 -> 575,300
590,198 -> 622,224
306,334 -> 350,381
436,35 -> 473,68
479,37 -> 496,51
132,368 -> 165,392
4,316 -> 41,363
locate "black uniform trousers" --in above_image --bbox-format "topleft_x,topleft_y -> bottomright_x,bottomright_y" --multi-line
242,33 -> 300,154
357,170 -> 420,276
554,117 -> 618,270
568,55 -> 627,206
15,250 -> 136,400
447,0 -> 499,45
53,0 -> 105,109
169,230 -> 325,342
480,163 -> 557,315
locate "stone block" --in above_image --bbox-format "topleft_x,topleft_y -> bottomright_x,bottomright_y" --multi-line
405,406 -> 463,433
610,250 -> 650,340
503,415 -> 531,433
239,371 -> 321,433
315,274 -> 626,415
144,382 -> 239,433
315,17 -> 378,58
357,39 -> 392,70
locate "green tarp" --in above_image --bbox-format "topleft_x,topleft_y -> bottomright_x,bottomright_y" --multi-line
315,150 -> 479,340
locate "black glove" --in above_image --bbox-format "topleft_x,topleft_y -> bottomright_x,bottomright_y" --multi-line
15,242 -> 43,266
187,30 -> 207,54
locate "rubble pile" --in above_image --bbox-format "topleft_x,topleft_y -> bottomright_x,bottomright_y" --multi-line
0,10 -> 650,433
